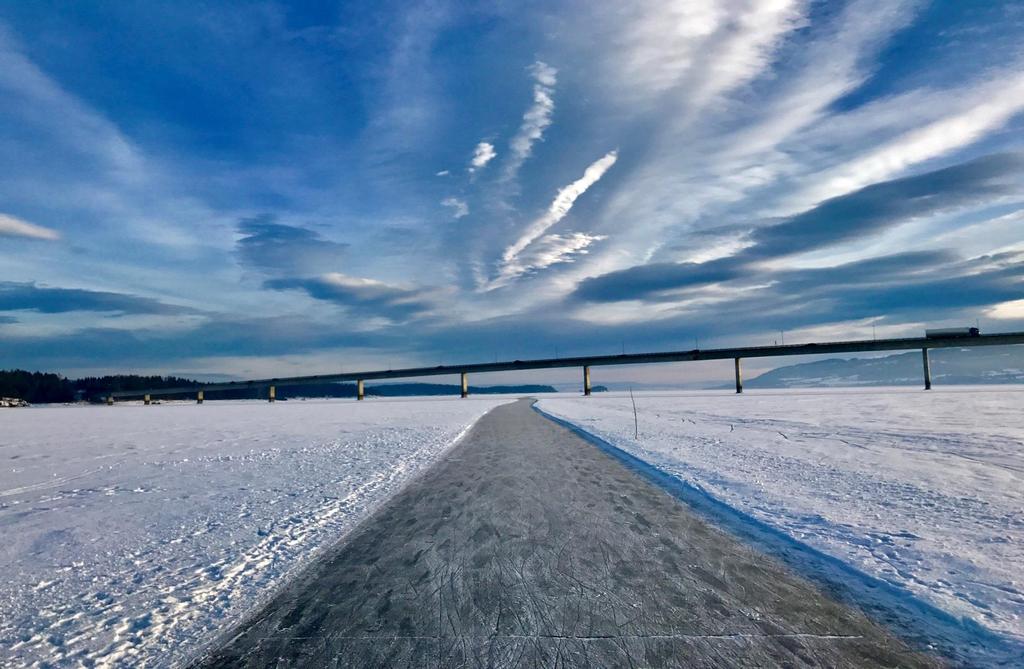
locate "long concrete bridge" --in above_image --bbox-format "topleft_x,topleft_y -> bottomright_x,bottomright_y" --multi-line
110,330 -> 1024,404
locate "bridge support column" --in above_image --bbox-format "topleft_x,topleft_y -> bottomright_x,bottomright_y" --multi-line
922,348 -> 932,390
583,366 -> 592,396
197,389 -> 204,404
268,385 -> 275,403
734,358 -> 743,394
144,394 -> 151,405
461,372 -> 468,398
357,379 -> 364,400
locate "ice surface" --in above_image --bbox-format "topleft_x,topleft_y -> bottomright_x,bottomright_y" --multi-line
539,387 -> 1024,650
0,397 -> 511,667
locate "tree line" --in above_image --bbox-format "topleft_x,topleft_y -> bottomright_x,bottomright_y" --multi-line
1,369 -> 565,403
0,370 -> 199,404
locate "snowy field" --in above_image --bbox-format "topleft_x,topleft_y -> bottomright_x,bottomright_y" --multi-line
0,397 -> 512,667
539,387 -> 1024,661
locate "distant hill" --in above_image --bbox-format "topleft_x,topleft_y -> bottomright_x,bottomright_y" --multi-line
748,345 -> 1024,388
0,370 -> 557,403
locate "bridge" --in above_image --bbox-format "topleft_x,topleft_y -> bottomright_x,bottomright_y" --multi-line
109,330 -> 1024,404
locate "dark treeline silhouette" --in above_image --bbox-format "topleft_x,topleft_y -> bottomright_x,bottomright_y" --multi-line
0,370 -> 561,403
0,370 -> 199,404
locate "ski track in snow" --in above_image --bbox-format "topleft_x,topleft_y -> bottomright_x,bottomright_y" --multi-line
0,397 -> 511,667
539,387 -> 1024,654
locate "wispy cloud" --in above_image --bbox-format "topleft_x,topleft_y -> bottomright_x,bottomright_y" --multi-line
441,197 -> 469,219
501,61 -> 557,182
265,273 -> 434,322
469,141 -> 496,172
513,232 -> 607,273
549,0 -> 917,297
4,3 -> 1024,374
791,70 -> 1024,208
748,152 -> 1024,260
574,152 -> 1024,303
592,0 -> 804,105
235,215 -> 348,276
486,150 -> 618,289
0,213 -> 60,240
503,151 -> 618,263
0,281 -> 197,315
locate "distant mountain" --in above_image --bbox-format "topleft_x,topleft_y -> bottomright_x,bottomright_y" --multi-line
748,345 -> 1024,388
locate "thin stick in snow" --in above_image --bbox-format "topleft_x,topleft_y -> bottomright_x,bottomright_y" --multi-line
629,386 -> 638,439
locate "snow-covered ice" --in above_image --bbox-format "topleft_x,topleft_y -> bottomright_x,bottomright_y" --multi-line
539,387 -> 1024,659
0,397 -> 511,667
5,388 -> 1022,665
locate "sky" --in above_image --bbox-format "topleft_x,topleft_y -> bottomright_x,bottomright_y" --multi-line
1,0 -> 1023,385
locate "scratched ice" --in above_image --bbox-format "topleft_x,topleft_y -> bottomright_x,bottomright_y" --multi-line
540,386 -> 1024,651
0,397 -> 512,667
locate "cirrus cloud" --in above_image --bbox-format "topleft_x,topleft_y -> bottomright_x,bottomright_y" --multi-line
469,141 -> 496,172
265,273 -> 436,322
0,213 -> 59,240
488,150 -> 619,289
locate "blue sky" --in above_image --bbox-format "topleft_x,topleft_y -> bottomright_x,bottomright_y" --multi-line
1,0 -> 1023,384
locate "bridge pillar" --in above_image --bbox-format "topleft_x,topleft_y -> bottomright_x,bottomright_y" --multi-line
734,358 -> 743,394
144,394 -> 151,405
197,389 -> 204,404
583,366 -> 592,396
922,348 -> 932,390
357,379 -> 364,401
461,372 -> 468,398
268,385 -> 275,403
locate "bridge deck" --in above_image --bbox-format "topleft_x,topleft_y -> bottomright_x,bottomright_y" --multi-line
195,399 -> 942,668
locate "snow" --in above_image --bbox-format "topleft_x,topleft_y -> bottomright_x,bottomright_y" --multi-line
0,397 -> 511,667
5,388 -> 1022,665
539,387 -> 1024,658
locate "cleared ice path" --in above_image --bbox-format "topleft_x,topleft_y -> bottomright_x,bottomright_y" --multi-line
196,399 -> 940,668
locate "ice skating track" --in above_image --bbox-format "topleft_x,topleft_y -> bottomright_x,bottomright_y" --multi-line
196,399 -> 942,668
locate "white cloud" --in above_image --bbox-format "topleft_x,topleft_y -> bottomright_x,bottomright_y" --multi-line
435,169 -> 450,176
503,150 -> 618,263
514,232 -> 607,272
0,28 -> 216,252
321,272 -> 396,291
683,0 -> 807,112
441,197 -> 469,219
502,62 -> 557,181
0,213 -> 60,240
530,60 -> 557,87
469,141 -> 496,171
0,30 -> 141,177
484,150 -> 618,289
541,0 -> 923,297
987,299 -> 1024,320
792,71 -> 1024,208
593,0 -> 804,106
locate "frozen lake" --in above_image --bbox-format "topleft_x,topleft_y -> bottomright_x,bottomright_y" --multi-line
3,387 -> 1022,666
0,397 -> 513,667
540,386 -> 1024,654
